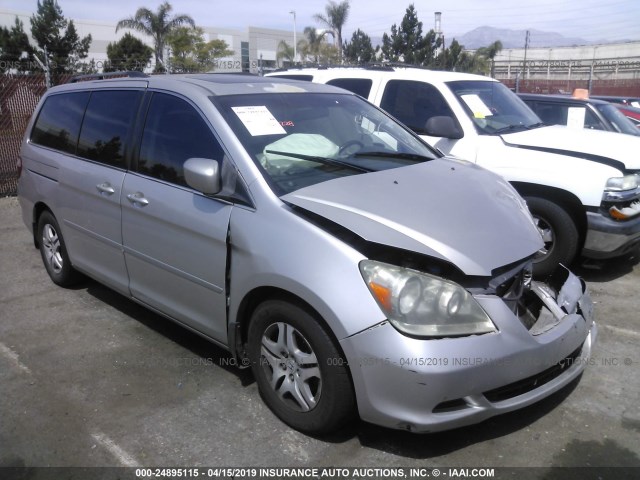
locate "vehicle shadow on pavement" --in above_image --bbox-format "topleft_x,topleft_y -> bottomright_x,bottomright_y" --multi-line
572,248 -> 640,283
84,281 -> 256,386
349,378 -> 581,458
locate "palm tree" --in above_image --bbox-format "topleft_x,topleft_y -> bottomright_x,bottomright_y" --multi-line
299,26 -> 328,63
116,2 -> 195,70
276,40 -> 295,67
313,0 -> 350,61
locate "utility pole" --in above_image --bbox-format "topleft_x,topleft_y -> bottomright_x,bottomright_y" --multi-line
516,30 -> 529,93
523,30 -> 530,80
290,11 -> 297,65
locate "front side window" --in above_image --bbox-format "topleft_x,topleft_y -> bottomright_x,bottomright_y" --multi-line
447,80 -> 542,135
380,80 -> 457,134
31,92 -> 90,154
213,92 -> 439,195
138,93 -> 225,186
77,90 -> 143,167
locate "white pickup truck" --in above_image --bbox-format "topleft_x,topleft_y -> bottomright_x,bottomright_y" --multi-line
267,67 -> 640,276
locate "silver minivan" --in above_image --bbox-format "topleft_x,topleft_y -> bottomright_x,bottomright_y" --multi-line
17,74 -> 596,434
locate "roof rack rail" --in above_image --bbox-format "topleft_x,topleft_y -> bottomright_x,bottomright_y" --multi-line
269,62 -> 430,73
69,71 -> 149,83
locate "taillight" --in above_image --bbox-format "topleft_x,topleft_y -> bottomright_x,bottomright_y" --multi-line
16,156 -> 22,177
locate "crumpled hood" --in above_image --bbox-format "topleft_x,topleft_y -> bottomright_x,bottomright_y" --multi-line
503,125 -> 640,170
282,158 -> 543,276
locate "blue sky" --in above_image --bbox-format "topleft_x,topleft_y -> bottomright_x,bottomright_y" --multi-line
2,0 -> 639,43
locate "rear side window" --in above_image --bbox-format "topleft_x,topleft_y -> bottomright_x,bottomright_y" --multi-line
77,90 -> 143,167
137,93 -> 225,187
326,78 -> 373,98
381,80 -> 456,133
31,92 -> 90,154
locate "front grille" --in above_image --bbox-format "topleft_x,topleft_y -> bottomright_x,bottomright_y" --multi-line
483,346 -> 583,403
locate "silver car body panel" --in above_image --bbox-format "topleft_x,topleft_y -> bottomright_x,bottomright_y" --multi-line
17,74 -> 596,433
282,158 -> 542,277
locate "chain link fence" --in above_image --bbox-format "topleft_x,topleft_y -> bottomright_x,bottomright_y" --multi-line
0,74 -> 70,197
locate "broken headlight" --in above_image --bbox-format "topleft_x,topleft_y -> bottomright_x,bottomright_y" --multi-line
602,174 -> 640,220
359,260 -> 496,338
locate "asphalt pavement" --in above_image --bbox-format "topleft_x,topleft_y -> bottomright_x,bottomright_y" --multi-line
0,196 -> 639,473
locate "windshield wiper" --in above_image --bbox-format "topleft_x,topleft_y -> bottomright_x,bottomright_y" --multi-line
353,151 -> 434,162
526,122 -> 546,129
491,124 -> 530,135
264,150 -> 372,173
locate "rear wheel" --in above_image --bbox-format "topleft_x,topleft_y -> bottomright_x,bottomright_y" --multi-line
248,300 -> 355,434
525,197 -> 579,278
37,210 -> 80,287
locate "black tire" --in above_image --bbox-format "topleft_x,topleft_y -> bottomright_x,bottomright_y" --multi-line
37,210 -> 80,287
248,300 -> 355,435
525,197 -> 579,278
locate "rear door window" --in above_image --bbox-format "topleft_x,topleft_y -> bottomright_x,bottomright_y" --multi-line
77,90 -> 143,167
31,92 -> 90,154
326,78 -> 373,98
380,80 -> 456,133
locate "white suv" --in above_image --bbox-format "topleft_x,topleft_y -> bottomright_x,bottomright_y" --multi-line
267,67 -> 640,276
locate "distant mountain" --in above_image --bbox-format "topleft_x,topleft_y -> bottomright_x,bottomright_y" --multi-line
452,26 -> 594,49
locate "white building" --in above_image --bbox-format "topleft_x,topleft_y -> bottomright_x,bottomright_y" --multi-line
0,8 -> 300,73
493,41 -> 640,81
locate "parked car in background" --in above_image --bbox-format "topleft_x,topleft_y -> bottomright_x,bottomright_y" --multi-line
518,93 -> 640,137
616,104 -> 640,128
591,95 -> 640,108
267,67 -> 640,277
17,73 -> 597,435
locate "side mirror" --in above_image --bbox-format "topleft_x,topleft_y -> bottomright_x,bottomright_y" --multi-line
184,158 -> 221,195
424,116 -> 464,139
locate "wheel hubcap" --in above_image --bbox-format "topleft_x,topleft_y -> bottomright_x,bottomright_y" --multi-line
260,322 -> 321,412
42,224 -> 63,274
533,215 -> 554,257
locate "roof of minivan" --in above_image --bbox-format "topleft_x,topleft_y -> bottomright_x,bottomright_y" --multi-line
266,66 -> 496,83
50,73 -> 348,96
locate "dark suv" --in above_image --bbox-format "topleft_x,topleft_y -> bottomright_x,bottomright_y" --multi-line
519,93 -> 640,136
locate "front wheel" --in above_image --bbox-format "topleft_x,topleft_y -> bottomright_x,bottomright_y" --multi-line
248,300 -> 355,435
37,210 -> 80,287
525,197 -> 579,278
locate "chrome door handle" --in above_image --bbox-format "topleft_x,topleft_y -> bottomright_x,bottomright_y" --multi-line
96,182 -> 115,195
126,192 -> 149,207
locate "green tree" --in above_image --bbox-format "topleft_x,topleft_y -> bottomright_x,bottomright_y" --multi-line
116,2 -> 195,72
166,27 -> 233,73
105,33 -> 153,72
0,17 -> 34,72
476,40 -> 503,77
313,0 -> 350,61
298,27 -> 327,63
381,4 -> 442,67
30,0 -> 92,75
343,29 -> 377,64
276,40 -> 295,67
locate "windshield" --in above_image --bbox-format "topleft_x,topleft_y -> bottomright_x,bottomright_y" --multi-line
596,103 -> 640,136
213,93 -> 439,195
447,80 -> 542,135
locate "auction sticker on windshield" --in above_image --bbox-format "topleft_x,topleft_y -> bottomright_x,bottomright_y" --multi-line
232,106 -> 286,136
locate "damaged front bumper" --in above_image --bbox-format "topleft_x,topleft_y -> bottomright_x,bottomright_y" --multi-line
584,183 -> 640,258
583,210 -> 640,258
340,266 -> 596,433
